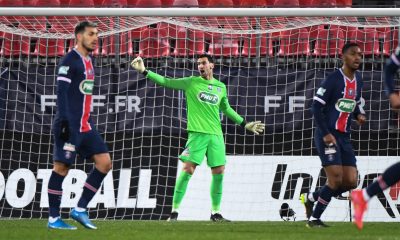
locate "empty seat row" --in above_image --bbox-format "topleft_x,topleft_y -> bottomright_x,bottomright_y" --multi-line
0,25 -> 397,58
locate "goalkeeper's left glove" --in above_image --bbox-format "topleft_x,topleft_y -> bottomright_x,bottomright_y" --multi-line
131,56 -> 146,73
244,121 -> 265,135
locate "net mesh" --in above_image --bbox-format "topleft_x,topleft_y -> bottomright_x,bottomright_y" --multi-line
0,15 -> 399,221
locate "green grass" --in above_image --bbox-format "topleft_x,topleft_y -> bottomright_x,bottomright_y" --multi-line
1,220 -> 400,240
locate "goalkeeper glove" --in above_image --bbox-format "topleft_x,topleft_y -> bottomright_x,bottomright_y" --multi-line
59,120 -> 70,142
244,121 -> 265,135
131,56 -> 146,73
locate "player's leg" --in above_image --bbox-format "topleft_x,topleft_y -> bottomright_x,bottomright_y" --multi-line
70,130 -> 110,229
168,132 -> 207,221
48,128 -> 77,230
352,162 -> 400,229
168,161 -> 197,221
308,165 -> 342,227
207,134 -> 229,222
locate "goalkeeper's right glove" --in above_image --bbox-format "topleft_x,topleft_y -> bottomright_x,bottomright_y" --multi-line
244,121 -> 265,135
131,56 -> 146,74
59,120 -> 70,142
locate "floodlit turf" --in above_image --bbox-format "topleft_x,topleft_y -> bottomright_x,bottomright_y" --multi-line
1,220 -> 400,240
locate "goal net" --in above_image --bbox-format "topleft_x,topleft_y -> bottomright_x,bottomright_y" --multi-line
0,10 -> 400,221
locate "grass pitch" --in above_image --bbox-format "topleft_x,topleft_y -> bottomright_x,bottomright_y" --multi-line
1,220 -> 400,240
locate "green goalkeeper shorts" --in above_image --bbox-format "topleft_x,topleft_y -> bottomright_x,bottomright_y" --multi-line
179,131 -> 226,167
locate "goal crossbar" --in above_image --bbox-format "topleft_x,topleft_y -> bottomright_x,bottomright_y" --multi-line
1,7 -> 400,17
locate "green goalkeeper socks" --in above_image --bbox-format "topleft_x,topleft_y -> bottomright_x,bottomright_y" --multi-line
211,174 -> 224,213
172,171 -> 192,211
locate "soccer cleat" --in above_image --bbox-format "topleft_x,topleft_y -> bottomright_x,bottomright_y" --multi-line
351,190 -> 368,230
210,213 -> 231,222
70,209 -> 97,229
47,218 -> 77,230
167,212 -> 178,221
300,193 -> 315,220
306,219 -> 329,228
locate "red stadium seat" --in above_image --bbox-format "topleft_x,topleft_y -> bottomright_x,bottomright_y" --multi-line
99,0 -> 127,6
242,33 -> 272,57
349,28 -> 380,56
313,26 -> 344,57
68,0 -> 94,6
99,33 -> 133,56
59,0 -> 70,6
33,38 -> 66,57
136,0 -> 161,6
273,0 -> 299,6
126,0 -> 137,6
162,0 -> 174,6
139,25 -> 170,58
277,28 -> 310,56
18,17 -> 47,31
336,0 -> 351,7
239,0 -> 269,6
172,0 -> 198,7
34,0 -> 61,6
383,29 -> 398,57
207,0 -> 233,6
0,33 -> 30,57
173,29 -> 205,57
48,16 -> 80,34
208,34 -> 240,56
0,0 -> 23,6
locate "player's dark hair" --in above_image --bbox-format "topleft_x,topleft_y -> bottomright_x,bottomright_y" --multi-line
342,42 -> 360,54
74,21 -> 97,37
197,54 -> 214,63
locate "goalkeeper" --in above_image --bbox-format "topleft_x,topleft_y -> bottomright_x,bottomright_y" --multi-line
131,54 -> 265,222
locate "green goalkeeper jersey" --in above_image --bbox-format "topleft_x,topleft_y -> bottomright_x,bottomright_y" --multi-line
146,70 -> 244,135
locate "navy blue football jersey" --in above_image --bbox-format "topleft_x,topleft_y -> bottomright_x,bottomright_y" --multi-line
384,47 -> 400,95
55,49 -> 95,132
313,68 -> 365,134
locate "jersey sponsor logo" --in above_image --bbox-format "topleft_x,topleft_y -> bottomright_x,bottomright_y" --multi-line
316,87 -> 326,96
198,91 -> 219,105
335,98 -> 356,113
79,80 -> 94,95
181,148 -> 190,157
58,66 -> 69,75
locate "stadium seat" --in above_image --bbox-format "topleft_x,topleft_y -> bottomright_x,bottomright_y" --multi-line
0,33 -> 31,57
208,34 -> 240,56
276,28 -> 310,56
239,0 -> 269,6
312,26 -> 344,57
34,0 -> 61,6
33,38 -> 66,57
336,0 -> 351,7
126,0 -> 137,6
99,0 -> 127,6
162,0 -> 174,6
18,17 -> 47,32
207,0 -> 233,6
273,0 -> 299,6
173,29 -> 205,57
349,28 -> 380,56
383,29 -> 398,57
241,33 -> 272,57
99,33 -> 133,56
0,0 -> 23,6
48,16 -> 80,33
172,0 -> 198,7
135,0 -> 161,6
139,25 -> 170,58
68,0 -> 94,7
59,0 -> 70,6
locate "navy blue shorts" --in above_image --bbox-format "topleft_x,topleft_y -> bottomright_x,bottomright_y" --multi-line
53,124 -> 108,165
314,128 -> 357,167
